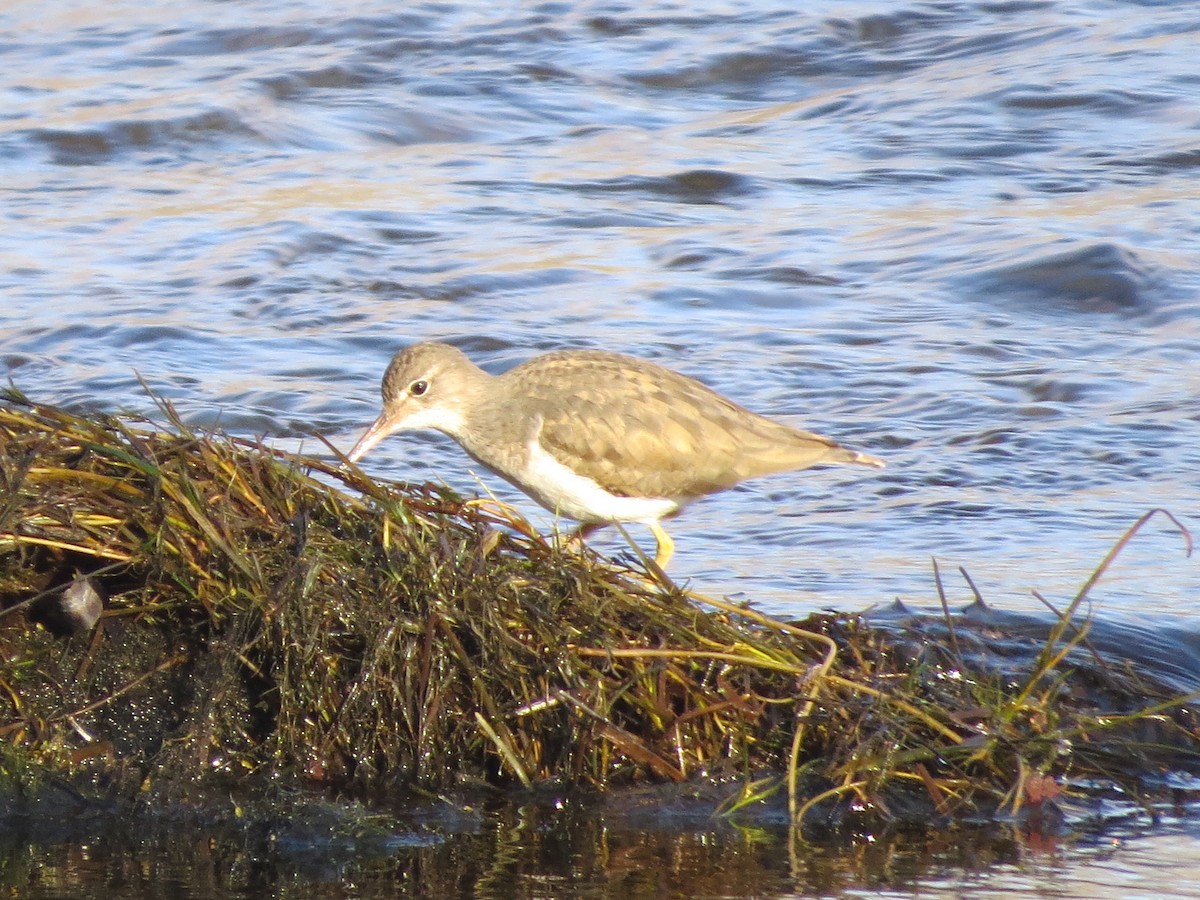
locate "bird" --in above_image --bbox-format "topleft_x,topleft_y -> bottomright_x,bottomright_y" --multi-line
347,341 -> 883,568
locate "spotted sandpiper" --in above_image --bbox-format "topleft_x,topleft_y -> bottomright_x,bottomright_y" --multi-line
348,342 -> 883,568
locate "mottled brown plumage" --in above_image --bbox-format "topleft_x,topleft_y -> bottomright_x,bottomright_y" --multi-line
348,342 -> 882,567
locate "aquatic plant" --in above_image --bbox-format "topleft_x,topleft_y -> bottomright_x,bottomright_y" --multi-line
0,392 -> 1195,830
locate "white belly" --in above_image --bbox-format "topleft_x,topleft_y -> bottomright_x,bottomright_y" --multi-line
517,432 -> 680,525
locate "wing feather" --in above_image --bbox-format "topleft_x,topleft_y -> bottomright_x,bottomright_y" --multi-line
498,351 -> 847,501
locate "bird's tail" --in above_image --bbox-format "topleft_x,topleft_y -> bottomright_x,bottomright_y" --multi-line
826,446 -> 885,469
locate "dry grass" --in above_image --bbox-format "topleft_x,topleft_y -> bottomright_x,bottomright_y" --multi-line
0,391 -> 1196,827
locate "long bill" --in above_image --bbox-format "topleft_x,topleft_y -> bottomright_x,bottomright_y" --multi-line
347,414 -> 395,463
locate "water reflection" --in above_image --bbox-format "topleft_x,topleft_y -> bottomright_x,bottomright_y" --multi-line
5,797 -> 1200,899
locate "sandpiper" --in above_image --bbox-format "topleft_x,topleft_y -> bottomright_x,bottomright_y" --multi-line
348,342 -> 882,567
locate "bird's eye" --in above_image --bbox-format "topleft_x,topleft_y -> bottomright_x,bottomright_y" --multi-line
410,379 -> 429,397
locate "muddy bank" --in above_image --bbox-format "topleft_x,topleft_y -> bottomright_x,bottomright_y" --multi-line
1,395 -> 1197,844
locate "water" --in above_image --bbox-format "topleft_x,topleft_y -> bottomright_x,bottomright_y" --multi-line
2,0 -> 1199,894
6,797 -> 1200,899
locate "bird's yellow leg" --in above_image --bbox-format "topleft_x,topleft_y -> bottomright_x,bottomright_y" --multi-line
565,522 -> 603,553
568,521 -> 674,575
649,521 -> 675,570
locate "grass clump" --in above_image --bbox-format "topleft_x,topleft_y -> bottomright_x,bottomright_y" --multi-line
0,392 -> 1196,829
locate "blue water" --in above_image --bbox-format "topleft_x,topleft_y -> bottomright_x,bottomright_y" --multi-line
2,2 -> 1200,892
4,1 -> 1198,619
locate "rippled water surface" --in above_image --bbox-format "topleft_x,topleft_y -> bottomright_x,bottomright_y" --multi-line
2,0 -> 1199,894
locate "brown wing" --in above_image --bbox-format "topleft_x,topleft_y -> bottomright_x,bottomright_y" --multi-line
506,351 -> 849,501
